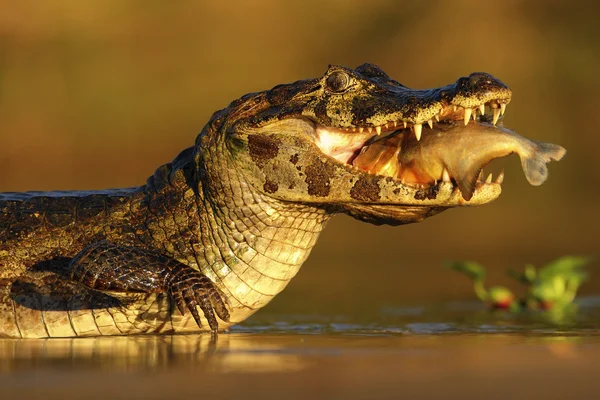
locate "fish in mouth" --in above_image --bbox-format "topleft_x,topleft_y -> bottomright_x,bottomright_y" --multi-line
312,79 -> 565,202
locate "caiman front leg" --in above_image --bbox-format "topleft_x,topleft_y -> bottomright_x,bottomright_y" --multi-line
68,241 -> 230,331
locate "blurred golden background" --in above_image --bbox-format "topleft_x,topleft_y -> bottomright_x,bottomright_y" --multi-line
1,0 -> 598,311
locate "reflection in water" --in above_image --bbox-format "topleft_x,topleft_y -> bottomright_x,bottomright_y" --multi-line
1,331 -> 593,375
0,334 -> 307,373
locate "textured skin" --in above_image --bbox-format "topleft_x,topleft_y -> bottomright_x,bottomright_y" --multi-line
69,241 -> 230,330
0,64 -> 516,338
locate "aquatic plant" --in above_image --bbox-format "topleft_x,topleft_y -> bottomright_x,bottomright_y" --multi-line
447,256 -> 590,311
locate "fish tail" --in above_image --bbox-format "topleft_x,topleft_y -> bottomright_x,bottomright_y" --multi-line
520,142 -> 566,186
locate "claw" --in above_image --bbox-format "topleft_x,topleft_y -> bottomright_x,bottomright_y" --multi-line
210,291 -> 231,322
198,295 -> 219,331
166,265 -> 230,331
173,293 -> 187,316
181,287 -> 203,326
189,307 -> 203,327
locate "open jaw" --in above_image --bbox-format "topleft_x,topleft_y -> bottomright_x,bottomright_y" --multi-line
313,98 -> 513,203
315,99 -> 509,200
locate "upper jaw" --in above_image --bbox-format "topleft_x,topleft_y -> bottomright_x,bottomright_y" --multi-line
323,71 -> 512,144
315,94 -> 511,157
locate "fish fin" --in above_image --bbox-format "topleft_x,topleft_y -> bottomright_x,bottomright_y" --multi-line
455,166 -> 481,201
521,142 -> 567,186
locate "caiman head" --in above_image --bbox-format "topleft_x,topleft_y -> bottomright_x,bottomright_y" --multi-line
196,63 -> 564,225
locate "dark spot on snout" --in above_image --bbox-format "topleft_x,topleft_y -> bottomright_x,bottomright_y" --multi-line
248,134 -> 281,169
350,175 -> 381,202
263,179 -> 279,194
290,154 -> 299,165
414,184 -> 440,200
304,159 -> 335,196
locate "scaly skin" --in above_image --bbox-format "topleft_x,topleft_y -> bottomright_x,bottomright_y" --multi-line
0,64 -> 560,338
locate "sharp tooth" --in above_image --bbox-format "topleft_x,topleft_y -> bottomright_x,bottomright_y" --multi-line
393,121 -> 397,127
442,168 -> 451,182
358,127 -> 364,133
384,123 -> 389,129
492,108 -> 501,125
472,108 -> 477,121
478,170 -> 484,181
495,170 -> 505,184
500,103 -> 506,115
453,105 -> 457,112
368,127 -> 373,133
403,121 -> 407,129
463,108 -> 472,125
486,173 -> 493,184
413,124 -> 422,141
435,114 -> 440,122
375,126 -> 382,135
427,119 -> 433,129
479,104 -> 485,115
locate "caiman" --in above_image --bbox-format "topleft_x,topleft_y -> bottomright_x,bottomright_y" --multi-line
0,64 -> 566,338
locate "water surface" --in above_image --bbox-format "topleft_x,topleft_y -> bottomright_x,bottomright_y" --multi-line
2,298 -> 600,399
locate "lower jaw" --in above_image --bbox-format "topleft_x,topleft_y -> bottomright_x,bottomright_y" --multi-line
340,202 -> 449,226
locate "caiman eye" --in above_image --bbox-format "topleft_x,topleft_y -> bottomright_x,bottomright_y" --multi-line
326,71 -> 351,92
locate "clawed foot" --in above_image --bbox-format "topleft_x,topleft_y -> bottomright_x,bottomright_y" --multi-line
166,266 -> 230,331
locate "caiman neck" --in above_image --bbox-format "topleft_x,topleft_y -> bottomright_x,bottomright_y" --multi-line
143,140 -> 331,321
199,189 -> 329,316
197,138 -> 331,317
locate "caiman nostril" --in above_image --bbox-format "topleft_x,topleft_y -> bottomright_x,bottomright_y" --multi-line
468,73 -> 493,89
468,72 -> 508,91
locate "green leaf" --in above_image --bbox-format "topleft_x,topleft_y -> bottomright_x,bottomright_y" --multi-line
524,264 -> 537,282
446,260 -> 486,281
538,256 -> 590,280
